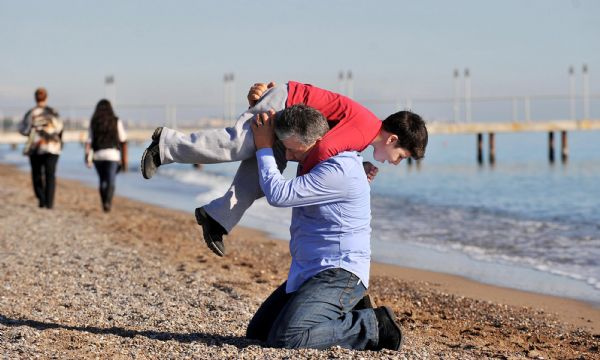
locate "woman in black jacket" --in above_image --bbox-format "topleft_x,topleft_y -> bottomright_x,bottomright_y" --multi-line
85,99 -> 127,212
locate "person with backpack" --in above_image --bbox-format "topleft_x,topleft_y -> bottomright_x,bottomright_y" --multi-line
85,99 -> 128,212
18,88 -> 63,209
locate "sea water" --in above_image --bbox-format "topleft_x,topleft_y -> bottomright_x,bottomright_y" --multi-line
2,130 -> 599,305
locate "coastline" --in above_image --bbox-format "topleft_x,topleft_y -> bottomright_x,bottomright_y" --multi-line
1,163 -> 598,358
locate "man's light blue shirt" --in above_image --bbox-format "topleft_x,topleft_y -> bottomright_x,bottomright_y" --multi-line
256,148 -> 371,293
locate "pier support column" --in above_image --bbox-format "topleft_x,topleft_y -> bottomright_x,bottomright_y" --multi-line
477,133 -> 483,165
561,131 -> 568,163
407,157 -> 413,166
488,132 -> 495,165
548,132 -> 555,163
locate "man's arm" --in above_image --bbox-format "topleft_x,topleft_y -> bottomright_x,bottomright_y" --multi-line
256,148 -> 346,207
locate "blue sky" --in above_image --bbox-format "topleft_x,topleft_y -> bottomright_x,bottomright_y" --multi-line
1,0 -> 598,120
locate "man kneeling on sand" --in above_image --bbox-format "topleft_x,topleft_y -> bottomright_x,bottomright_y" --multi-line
245,104 -> 403,351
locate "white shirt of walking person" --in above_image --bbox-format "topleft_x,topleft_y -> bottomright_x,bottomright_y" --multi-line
85,119 -> 127,166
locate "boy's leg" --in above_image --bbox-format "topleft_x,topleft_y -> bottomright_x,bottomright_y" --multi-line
149,85 -> 288,167
199,139 -> 287,256
203,139 -> 287,232
141,85 -> 287,179
266,268 -> 378,350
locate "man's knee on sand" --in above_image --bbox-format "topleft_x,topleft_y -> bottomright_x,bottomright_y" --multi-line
266,327 -> 305,349
246,318 -> 305,348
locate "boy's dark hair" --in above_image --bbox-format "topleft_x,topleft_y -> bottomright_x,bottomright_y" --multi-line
382,110 -> 428,160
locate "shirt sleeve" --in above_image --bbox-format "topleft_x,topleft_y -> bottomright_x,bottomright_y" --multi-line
86,122 -> 93,144
18,110 -> 32,136
256,148 -> 347,208
117,119 -> 127,142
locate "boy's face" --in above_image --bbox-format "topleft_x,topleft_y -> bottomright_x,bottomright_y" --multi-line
372,134 -> 411,165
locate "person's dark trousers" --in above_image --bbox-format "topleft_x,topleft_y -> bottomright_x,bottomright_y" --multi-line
29,153 -> 59,208
246,268 -> 379,350
93,160 -> 119,212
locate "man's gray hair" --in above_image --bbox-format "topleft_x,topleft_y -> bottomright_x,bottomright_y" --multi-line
275,104 -> 329,146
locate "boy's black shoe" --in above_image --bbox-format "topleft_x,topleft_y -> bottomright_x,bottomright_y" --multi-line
373,306 -> 403,351
141,127 -> 163,179
195,207 -> 227,257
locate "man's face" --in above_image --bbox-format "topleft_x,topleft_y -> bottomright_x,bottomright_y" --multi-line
282,135 -> 316,162
372,134 -> 412,165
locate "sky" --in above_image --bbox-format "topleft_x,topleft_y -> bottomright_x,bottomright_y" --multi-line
1,0 -> 598,121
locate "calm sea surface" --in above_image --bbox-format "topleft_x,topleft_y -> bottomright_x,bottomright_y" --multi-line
2,130 -> 599,304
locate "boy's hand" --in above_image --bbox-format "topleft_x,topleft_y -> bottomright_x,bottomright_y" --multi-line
248,82 -> 276,107
363,161 -> 379,183
251,109 -> 276,150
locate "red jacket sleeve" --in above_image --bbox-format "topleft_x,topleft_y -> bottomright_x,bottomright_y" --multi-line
286,81 -> 382,174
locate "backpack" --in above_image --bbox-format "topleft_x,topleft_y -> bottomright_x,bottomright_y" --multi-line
22,106 -> 62,156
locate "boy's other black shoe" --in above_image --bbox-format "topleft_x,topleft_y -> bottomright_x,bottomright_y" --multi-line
195,207 -> 226,257
141,127 -> 163,179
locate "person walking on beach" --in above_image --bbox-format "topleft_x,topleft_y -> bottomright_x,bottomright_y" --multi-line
18,87 -> 63,209
85,99 -> 128,212
245,104 -> 403,351
141,81 -> 428,257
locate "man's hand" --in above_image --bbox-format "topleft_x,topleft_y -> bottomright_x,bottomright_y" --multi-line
363,161 -> 379,183
251,109 -> 276,150
248,82 -> 276,107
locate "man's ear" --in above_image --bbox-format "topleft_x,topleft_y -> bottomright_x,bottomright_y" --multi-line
386,134 -> 398,145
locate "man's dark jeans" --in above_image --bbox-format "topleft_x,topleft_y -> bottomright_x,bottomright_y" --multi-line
29,153 -> 59,208
247,268 -> 378,350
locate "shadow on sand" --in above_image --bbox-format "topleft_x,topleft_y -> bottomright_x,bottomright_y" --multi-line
0,314 -> 259,348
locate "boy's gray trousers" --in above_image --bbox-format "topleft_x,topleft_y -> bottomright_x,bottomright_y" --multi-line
158,85 -> 289,232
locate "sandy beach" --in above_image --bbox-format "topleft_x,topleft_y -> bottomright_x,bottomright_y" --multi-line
1,163 -> 599,359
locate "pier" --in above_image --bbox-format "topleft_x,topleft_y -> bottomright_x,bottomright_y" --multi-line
2,119 -> 600,165
426,119 -> 600,164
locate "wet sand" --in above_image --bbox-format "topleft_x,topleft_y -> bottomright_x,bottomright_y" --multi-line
1,163 -> 598,359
